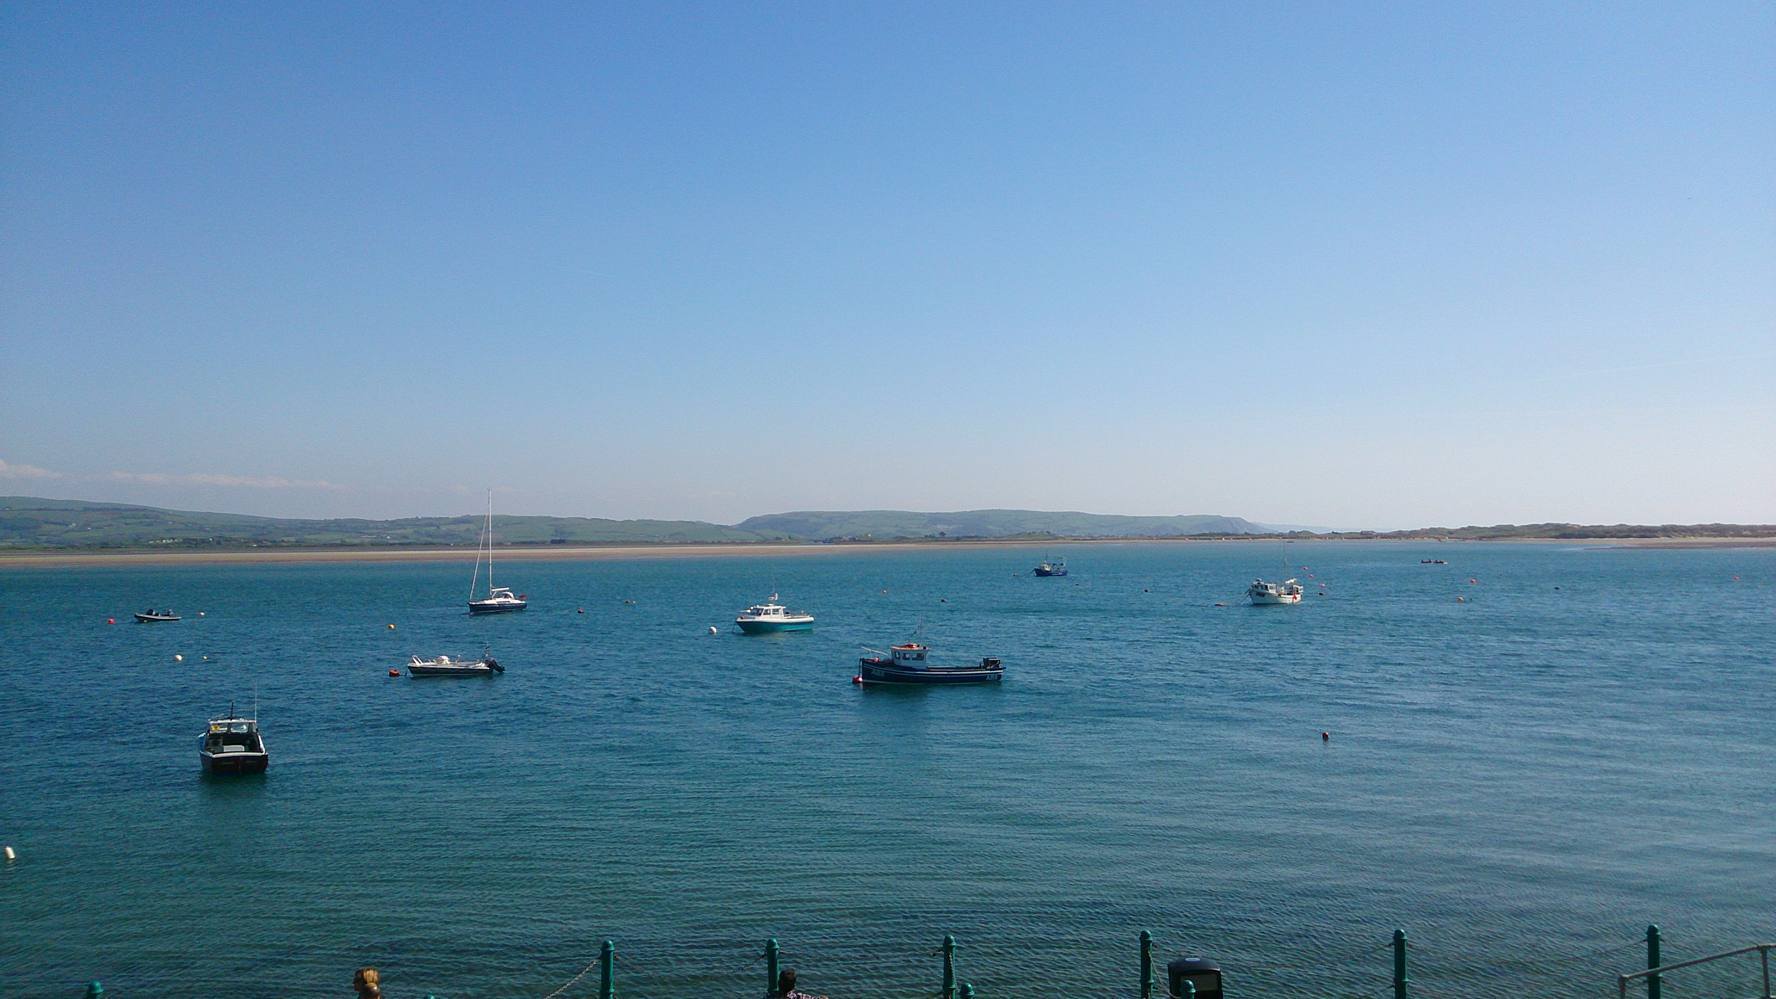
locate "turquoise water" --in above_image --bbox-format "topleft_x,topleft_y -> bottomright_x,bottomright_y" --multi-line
2,543 -> 1772,997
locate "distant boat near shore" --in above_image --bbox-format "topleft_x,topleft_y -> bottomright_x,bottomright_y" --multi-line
1247,578 -> 1304,605
468,491 -> 527,615
1034,558 -> 1068,577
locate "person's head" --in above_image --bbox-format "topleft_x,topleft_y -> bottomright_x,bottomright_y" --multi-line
353,967 -> 381,998
776,967 -> 797,995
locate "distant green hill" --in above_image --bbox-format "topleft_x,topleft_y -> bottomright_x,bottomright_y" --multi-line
735,509 -> 1266,540
3,497 -> 1768,550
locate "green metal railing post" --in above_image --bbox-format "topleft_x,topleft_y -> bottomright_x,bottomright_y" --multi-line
1393,928 -> 1409,999
943,934 -> 957,999
600,939 -> 615,999
1181,980 -> 1195,997
84,984 -> 104,998
960,983 -> 975,999
1140,930 -> 1154,999
1646,925 -> 1661,999
766,937 -> 780,995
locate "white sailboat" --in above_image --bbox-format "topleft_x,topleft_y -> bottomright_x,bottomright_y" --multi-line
468,490 -> 527,615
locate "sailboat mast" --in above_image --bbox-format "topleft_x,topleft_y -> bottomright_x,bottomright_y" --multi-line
486,488 -> 495,593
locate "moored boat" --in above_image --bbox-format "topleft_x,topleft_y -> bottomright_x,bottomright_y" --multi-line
199,711 -> 268,774
467,490 -> 527,614
856,643 -> 1004,685
408,654 -> 504,677
1033,558 -> 1068,577
135,609 -> 181,622
1247,578 -> 1304,605
736,595 -> 815,634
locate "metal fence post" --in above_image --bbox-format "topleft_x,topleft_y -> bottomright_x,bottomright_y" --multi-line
1647,925 -> 1661,999
960,983 -> 975,998
1760,943 -> 1770,999
1394,928 -> 1409,999
766,937 -> 780,995
943,934 -> 957,999
1140,930 -> 1154,999
84,984 -> 104,998
600,939 -> 615,999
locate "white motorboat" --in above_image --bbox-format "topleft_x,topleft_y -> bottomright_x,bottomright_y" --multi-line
408,654 -> 504,677
735,594 -> 815,634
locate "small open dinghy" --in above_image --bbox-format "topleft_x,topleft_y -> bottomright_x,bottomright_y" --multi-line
135,609 -> 181,622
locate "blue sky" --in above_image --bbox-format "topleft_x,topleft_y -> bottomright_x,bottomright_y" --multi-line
2,2 -> 1771,527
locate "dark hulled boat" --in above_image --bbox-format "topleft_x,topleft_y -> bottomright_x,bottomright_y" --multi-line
199,714 -> 268,774
856,643 -> 1004,685
1033,558 -> 1068,577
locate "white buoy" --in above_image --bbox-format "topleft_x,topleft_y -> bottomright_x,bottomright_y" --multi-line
198,611 -> 206,617
3,845 -> 15,861
708,626 -> 718,635
173,654 -> 184,662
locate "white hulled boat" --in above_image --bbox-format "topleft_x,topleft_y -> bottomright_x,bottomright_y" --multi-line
1247,578 -> 1304,605
408,654 -> 504,677
468,490 -> 527,615
735,595 -> 815,634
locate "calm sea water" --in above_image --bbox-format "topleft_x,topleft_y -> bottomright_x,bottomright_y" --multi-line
2,542 -> 1772,998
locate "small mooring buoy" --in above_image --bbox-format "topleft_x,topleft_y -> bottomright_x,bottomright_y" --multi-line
173,654 -> 184,662
198,611 -> 205,617
578,607 -> 585,614
708,626 -> 718,635
1322,731 -> 1330,742
388,668 -> 400,678
3,845 -> 15,862
387,623 -> 396,630
106,617 -> 115,625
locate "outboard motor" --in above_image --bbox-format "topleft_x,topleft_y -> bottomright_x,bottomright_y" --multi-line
484,658 -> 503,673
1167,956 -> 1222,998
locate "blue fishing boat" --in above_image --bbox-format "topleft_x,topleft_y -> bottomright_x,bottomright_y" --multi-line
1033,558 -> 1067,577
855,643 -> 1004,686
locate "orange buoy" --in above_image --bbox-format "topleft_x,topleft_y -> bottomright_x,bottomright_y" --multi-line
388,668 -> 400,677
107,617 -> 115,625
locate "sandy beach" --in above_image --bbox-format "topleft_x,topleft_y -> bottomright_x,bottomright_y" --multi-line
2,534 -> 1771,569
